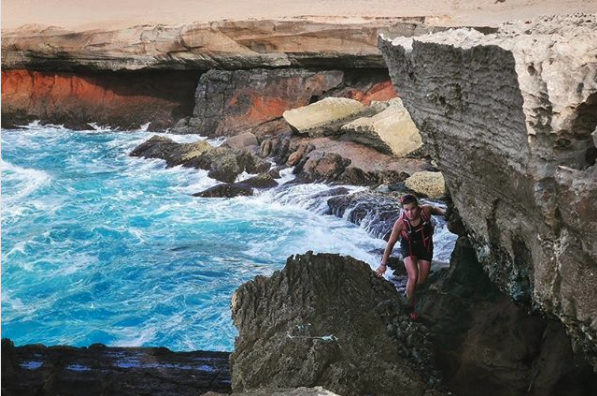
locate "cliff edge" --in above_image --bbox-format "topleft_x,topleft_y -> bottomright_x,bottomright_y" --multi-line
380,13 -> 597,368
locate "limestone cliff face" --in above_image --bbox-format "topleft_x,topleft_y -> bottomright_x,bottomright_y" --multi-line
1,19 -> 438,72
379,13 -> 597,366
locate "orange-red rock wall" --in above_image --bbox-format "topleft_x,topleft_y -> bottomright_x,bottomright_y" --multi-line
1,69 -> 199,130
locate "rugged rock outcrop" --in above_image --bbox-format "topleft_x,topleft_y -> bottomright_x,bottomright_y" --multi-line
379,13 -> 597,367
0,339 -> 231,396
180,69 -> 345,137
129,135 -> 212,166
230,252 -> 438,396
418,237 -> 597,396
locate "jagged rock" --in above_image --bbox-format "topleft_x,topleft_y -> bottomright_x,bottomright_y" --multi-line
417,238 -> 597,396
185,147 -> 271,183
380,13 -> 597,367
186,69 -> 344,138
129,135 -> 212,166
194,183 -> 254,198
241,173 -> 279,189
404,171 -> 446,199
327,191 -> 402,240
341,98 -> 423,156
1,340 -> 231,396
230,252 -> 429,396
223,132 -> 259,150
290,136 -> 430,185
286,143 -> 316,166
294,152 -> 351,182
283,98 -> 366,136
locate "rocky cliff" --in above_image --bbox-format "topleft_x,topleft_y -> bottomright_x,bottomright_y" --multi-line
379,13 -> 597,367
1,19 -> 436,129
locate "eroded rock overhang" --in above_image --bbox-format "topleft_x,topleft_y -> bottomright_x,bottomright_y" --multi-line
379,13 -> 597,367
1,18 -> 445,71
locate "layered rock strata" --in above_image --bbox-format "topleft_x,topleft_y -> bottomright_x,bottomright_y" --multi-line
1,19 -> 442,71
1,339 -> 231,396
379,13 -> 597,367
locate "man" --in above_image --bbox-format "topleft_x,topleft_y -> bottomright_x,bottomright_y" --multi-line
376,194 -> 446,318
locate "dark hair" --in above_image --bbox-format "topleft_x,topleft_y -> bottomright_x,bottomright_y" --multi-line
400,194 -> 418,206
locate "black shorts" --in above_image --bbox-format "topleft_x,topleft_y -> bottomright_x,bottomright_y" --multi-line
399,239 -> 433,262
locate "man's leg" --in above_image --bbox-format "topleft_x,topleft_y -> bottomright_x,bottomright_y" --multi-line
417,260 -> 431,285
404,256 -> 418,304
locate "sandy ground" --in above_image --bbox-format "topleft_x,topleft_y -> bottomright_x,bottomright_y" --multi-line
2,0 -> 597,31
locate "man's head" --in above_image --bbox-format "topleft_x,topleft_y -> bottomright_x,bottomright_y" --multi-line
401,194 -> 420,220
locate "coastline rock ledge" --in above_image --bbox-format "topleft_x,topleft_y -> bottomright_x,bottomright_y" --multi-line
379,13 -> 597,368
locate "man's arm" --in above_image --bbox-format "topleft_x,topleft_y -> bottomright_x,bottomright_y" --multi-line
422,204 -> 446,217
376,217 -> 403,275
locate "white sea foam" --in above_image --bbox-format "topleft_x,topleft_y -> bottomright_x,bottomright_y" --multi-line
1,159 -> 51,204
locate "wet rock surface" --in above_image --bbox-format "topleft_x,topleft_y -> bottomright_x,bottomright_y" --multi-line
0,339 -> 231,396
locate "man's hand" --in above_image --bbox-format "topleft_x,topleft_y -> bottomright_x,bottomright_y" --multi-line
375,264 -> 387,277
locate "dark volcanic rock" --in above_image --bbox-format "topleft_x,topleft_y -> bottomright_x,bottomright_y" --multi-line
327,191 -> 402,240
185,146 -> 272,183
194,183 -> 254,198
129,135 -> 212,166
230,252 -> 431,396
1,339 -> 231,396
418,238 -> 597,396
294,152 -> 351,183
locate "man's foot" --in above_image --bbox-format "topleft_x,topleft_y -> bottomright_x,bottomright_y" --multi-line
400,295 -> 413,309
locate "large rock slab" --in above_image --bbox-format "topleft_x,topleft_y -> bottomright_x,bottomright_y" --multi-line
283,98 -> 366,136
230,252 -> 430,396
379,13 -> 597,367
341,98 -> 423,156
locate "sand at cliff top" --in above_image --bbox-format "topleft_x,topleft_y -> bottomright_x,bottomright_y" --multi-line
3,0 -> 596,31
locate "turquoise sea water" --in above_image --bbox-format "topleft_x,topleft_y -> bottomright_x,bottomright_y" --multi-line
1,124 -> 454,352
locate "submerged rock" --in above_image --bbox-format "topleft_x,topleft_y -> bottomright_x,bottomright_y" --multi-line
230,252 -> 433,396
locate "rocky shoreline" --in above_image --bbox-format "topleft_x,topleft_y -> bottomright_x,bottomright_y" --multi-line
2,10 -> 597,396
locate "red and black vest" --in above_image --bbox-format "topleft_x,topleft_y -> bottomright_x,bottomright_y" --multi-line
401,210 -> 434,255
